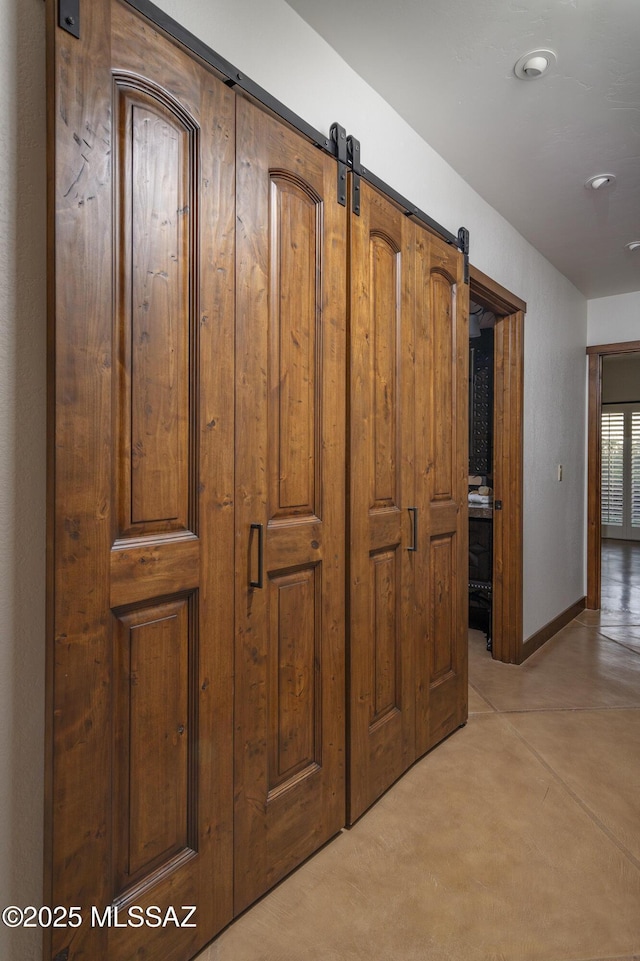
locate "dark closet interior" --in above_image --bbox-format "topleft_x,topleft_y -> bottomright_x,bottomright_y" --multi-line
468,302 -> 495,649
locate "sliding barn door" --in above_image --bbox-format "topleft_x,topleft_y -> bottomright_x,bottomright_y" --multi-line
348,181 -> 416,823
234,98 -> 347,911
47,4 -> 235,959
348,203 -> 467,820
414,229 -> 468,755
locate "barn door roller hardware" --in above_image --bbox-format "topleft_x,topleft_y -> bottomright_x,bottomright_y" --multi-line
59,0 -> 80,38
347,135 -> 361,215
331,123 -> 348,207
458,227 -> 470,284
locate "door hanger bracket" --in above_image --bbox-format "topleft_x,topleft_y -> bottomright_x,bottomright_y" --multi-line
59,0 -> 80,39
458,226 -> 470,284
330,123 -> 348,207
347,135 -> 361,216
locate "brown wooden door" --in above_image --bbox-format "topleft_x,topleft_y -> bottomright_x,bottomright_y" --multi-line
414,228 -> 468,755
348,180 -> 417,823
234,98 -> 347,911
47,4 -> 235,959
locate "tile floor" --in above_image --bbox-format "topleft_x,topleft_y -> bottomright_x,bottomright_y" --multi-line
197,543 -> 640,961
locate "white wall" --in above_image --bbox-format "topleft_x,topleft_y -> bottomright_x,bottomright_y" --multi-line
0,1 -> 46,959
587,291 -> 640,347
0,0 -> 588,954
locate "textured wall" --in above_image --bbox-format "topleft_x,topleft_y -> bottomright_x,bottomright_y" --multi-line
588,291 -> 640,347
0,1 -> 46,959
1,1 -> 589,953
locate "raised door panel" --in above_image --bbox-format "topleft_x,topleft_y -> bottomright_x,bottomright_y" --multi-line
371,549 -> 400,725
114,83 -> 194,537
431,272 -> 455,501
47,4 -> 235,959
234,98 -> 346,912
414,229 -> 468,758
268,175 -> 320,520
267,567 -> 321,794
430,534 -> 456,679
348,181 -> 415,824
113,598 -> 193,891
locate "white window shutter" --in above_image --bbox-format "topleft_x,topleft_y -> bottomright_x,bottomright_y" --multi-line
602,411 -> 624,526
632,411 -> 640,529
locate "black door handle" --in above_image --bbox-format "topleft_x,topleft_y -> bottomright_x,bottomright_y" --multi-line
250,523 -> 264,588
407,507 -> 418,552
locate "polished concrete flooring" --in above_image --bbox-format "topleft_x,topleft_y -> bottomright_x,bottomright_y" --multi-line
197,542 -> 640,961
600,537 -> 640,619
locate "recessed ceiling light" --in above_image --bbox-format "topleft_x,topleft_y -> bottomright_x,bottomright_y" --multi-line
514,49 -> 557,80
585,174 -> 616,190
625,241 -> 640,252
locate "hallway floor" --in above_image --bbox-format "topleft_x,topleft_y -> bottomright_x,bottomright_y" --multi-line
601,537 -> 640,620
197,548 -> 640,961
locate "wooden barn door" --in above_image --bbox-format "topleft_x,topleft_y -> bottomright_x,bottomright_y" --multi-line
47,3 -> 235,959
49,0 -> 467,950
348,181 -> 417,823
233,98 -> 347,910
414,228 -> 468,755
348,196 -> 468,821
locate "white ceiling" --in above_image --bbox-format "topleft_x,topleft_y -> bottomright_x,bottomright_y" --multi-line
285,0 -> 640,300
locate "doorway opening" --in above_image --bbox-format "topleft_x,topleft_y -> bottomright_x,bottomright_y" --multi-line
586,341 -> 640,614
468,299 -> 495,651
468,267 -> 526,663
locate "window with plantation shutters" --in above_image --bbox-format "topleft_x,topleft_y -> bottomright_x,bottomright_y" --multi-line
602,404 -> 640,541
601,411 -> 624,527
632,412 -> 640,530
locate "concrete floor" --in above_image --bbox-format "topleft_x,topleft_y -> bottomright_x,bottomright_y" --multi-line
600,537 -> 640,621
197,541 -> 640,961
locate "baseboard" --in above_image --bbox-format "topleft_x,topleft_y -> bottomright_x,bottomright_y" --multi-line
518,596 -> 586,664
